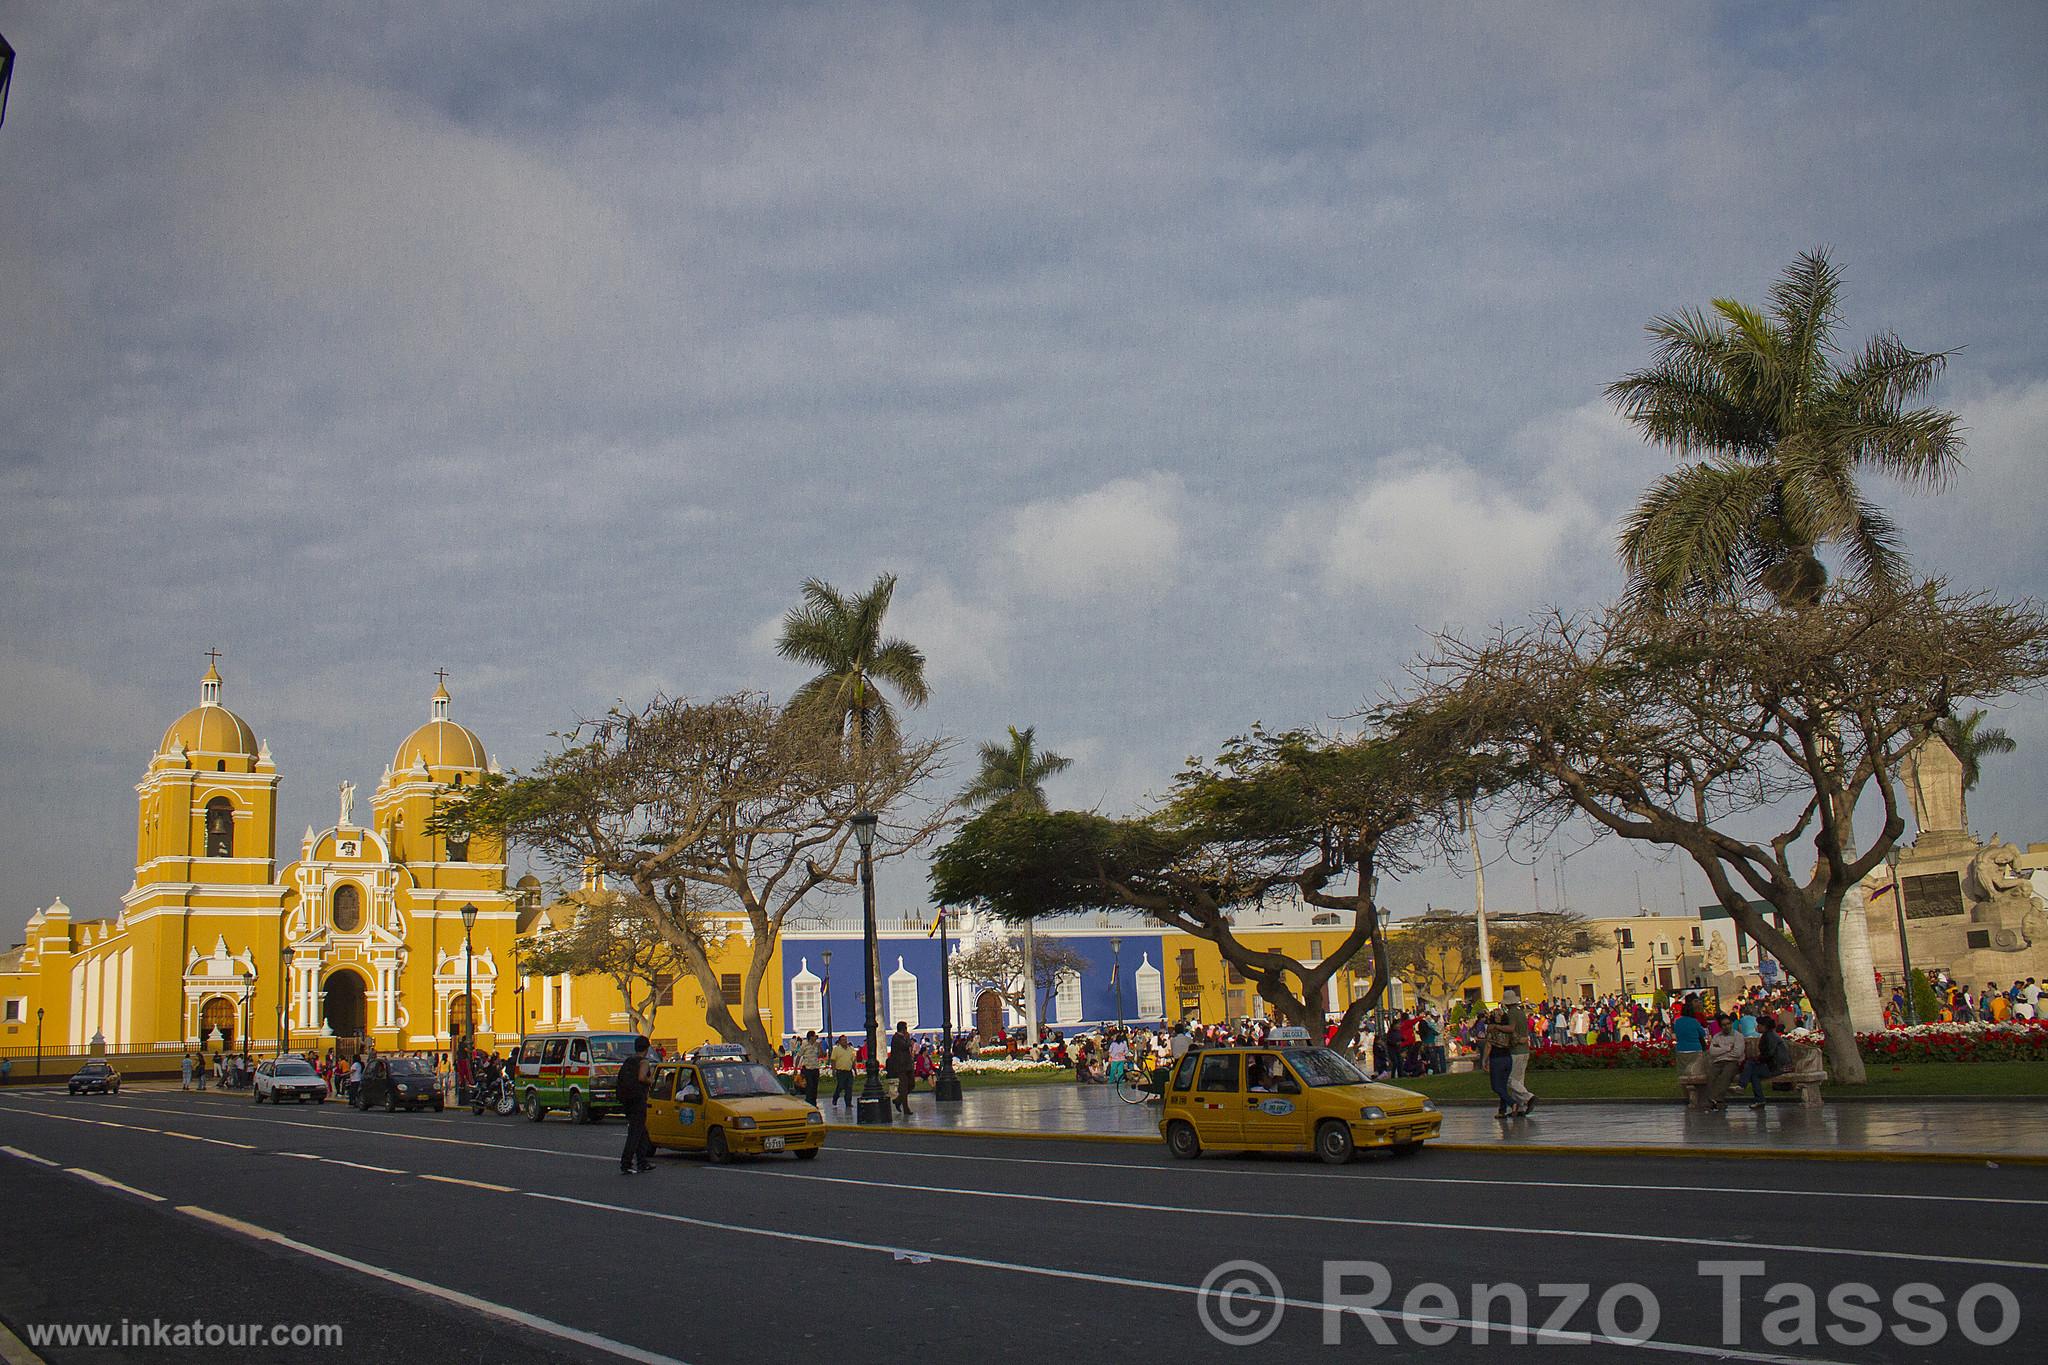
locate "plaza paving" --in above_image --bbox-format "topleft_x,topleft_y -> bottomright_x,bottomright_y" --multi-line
827,1078 -> 2048,1161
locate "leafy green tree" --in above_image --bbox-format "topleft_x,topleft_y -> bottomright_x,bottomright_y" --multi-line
933,726 -> 1488,1048
1933,707 -> 2016,794
776,573 -> 930,746
963,725 -> 1072,814
1612,250 -> 1962,610
520,886 -> 700,1036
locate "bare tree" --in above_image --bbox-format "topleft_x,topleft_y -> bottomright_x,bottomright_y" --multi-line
1388,583 -> 2048,1082
443,693 -> 953,1065
949,937 -> 1092,1029
520,887 -> 703,1036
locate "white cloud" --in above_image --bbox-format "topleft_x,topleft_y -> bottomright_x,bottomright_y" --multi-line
1275,449 -> 1596,621
891,582 -> 1006,688
1003,474 -> 1185,600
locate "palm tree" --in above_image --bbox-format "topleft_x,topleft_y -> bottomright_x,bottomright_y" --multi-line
776,573 -> 930,745
962,726 -> 1073,814
1612,250 -> 1962,610
1934,708 -> 2016,794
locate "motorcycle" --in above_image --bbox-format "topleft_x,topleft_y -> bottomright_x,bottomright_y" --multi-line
471,1072 -> 518,1117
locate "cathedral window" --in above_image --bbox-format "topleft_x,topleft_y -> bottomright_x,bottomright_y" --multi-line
331,884 -> 363,933
204,798 -> 234,858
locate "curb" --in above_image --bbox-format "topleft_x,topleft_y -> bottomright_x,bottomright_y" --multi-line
823,1123 -> 2048,1166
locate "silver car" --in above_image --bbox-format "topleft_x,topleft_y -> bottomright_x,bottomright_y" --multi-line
254,1057 -> 330,1104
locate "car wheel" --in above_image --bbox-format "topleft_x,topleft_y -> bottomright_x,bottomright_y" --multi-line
570,1091 -> 591,1125
385,1095 -> 397,1113
316,1095 -> 326,1104
706,1127 -> 731,1164
1315,1120 -> 1355,1165
525,1091 -> 545,1123
434,1099 -> 445,1112
794,1146 -> 820,1161
252,1090 -> 262,1104
1166,1120 -> 1202,1160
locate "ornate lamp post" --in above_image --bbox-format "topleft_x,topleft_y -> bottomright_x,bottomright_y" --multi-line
934,907 -> 962,1102
821,949 -> 834,1037
850,812 -> 890,1125
241,970 -> 254,1062
460,903 -> 478,1099
1111,936 -> 1124,1025
279,946 -> 294,1057
35,1006 -> 43,1079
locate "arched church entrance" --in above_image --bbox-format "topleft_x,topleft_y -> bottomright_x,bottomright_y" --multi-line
322,970 -> 368,1049
199,995 -> 237,1051
975,989 -> 1004,1044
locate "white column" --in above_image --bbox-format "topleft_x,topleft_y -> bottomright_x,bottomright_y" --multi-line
70,964 -> 87,1047
83,959 -> 101,1044
117,949 -> 133,1049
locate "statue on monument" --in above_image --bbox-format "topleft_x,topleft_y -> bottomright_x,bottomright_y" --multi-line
1902,735 -> 1967,844
338,780 -> 356,829
1963,836 -> 2046,952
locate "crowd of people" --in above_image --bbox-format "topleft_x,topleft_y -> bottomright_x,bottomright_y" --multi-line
1901,972 -> 2042,1024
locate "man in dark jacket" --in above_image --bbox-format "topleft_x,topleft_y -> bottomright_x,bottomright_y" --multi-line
617,1036 -> 655,1174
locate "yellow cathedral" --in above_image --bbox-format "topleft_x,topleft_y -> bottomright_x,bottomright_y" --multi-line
1,662 -> 522,1061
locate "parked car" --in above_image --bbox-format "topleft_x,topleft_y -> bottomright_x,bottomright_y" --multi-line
354,1056 -> 444,1112
68,1061 -> 121,1095
254,1057 -> 330,1104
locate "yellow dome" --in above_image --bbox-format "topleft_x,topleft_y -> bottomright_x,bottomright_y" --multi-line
392,718 -> 487,772
159,705 -> 259,758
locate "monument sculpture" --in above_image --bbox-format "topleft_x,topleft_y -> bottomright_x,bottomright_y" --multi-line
1963,837 -> 2047,952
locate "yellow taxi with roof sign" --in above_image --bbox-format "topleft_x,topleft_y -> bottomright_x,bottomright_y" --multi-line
1159,1027 -> 1440,1163
643,1056 -> 825,1162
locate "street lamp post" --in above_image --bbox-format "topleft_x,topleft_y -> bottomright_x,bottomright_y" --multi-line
241,971 -> 254,1062
1111,936 -> 1124,1025
35,1007 -> 43,1079
850,813 -> 890,1125
279,946 -> 294,1057
821,950 -> 834,1037
1886,849 -> 1917,1025
460,904 -> 478,1103
935,908 -> 962,1102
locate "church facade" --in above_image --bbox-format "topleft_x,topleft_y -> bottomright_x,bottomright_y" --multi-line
1,664 -> 520,1058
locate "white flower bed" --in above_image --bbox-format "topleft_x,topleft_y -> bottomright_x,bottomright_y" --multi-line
1865,1021 -> 2047,1040
953,1058 -> 1067,1075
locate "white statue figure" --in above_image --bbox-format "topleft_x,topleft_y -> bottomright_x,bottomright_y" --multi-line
1964,836 -> 2047,952
338,780 -> 356,828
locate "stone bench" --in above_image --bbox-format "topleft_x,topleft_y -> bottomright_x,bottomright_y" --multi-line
1679,1045 -> 1826,1108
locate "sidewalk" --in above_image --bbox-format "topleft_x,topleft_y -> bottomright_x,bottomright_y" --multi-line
825,1081 -> 2048,1163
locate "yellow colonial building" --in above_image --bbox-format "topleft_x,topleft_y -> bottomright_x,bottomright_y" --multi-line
1,664 -> 519,1061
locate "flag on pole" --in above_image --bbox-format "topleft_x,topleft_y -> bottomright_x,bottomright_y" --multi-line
927,906 -> 945,938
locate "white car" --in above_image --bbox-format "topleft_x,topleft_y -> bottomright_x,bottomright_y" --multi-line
254,1057 -> 330,1104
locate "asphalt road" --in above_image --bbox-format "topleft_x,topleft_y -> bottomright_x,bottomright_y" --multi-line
1,1084 -> 2044,1364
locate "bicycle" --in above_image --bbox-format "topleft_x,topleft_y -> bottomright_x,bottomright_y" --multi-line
1114,1060 -> 1161,1104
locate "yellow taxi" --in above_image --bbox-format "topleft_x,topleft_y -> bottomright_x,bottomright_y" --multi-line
1160,1028 -> 1440,1163
643,1056 -> 826,1162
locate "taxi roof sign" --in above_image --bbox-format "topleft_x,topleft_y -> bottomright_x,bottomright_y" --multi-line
1266,1026 -> 1314,1045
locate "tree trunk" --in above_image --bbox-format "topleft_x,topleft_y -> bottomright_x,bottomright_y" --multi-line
1811,987 -> 1867,1085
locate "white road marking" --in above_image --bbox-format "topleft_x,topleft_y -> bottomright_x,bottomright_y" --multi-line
726,1167 -> 2048,1274
67,1166 -> 166,1202
420,1174 -> 516,1192
528,1190 -> 1848,1365
1,1145 -> 59,1167
279,1152 -> 409,1175
827,1142 -> 2048,1208
178,1204 -> 687,1365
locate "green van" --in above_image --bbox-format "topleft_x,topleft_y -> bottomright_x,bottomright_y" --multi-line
512,1030 -> 641,1123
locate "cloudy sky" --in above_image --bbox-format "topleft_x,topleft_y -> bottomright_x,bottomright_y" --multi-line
4,2 -> 2046,943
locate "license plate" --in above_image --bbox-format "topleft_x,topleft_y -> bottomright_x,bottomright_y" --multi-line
763,1137 -> 785,1152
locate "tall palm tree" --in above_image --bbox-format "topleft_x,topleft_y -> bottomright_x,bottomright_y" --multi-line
1612,249 -> 1963,610
962,726 -> 1073,814
776,573 -> 930,745
1934,708 -> 2016,794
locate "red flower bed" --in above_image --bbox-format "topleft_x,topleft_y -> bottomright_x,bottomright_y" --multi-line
1527,1040 -> 1675,1071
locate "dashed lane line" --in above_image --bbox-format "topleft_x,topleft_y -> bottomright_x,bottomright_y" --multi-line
716,1166 -> 2048,1275
0,1145 -> 58,1167
823,1141 -> 2048,1208
65,1166 -> 166,1202
420,1174 -> 517,1192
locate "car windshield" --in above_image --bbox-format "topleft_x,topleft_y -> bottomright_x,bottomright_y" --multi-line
589,1035 -> 641,1063
699,1062 -> 786,1098
1284,1047 -> 1370,1087
80,1064 -> 110,1074
275,1061 -> 316,1076
386,1059 -> 432,1075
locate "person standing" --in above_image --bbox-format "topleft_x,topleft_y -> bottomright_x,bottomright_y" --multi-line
617,1035 -> 654,1175
796,1030 -> 822,1106
180,1052 -> 193,1091
886,1022 -> 914,1117
1480,1005 -> 1516,1117
828,1035 -> 855,1109
1502,989 -> 1538,1116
